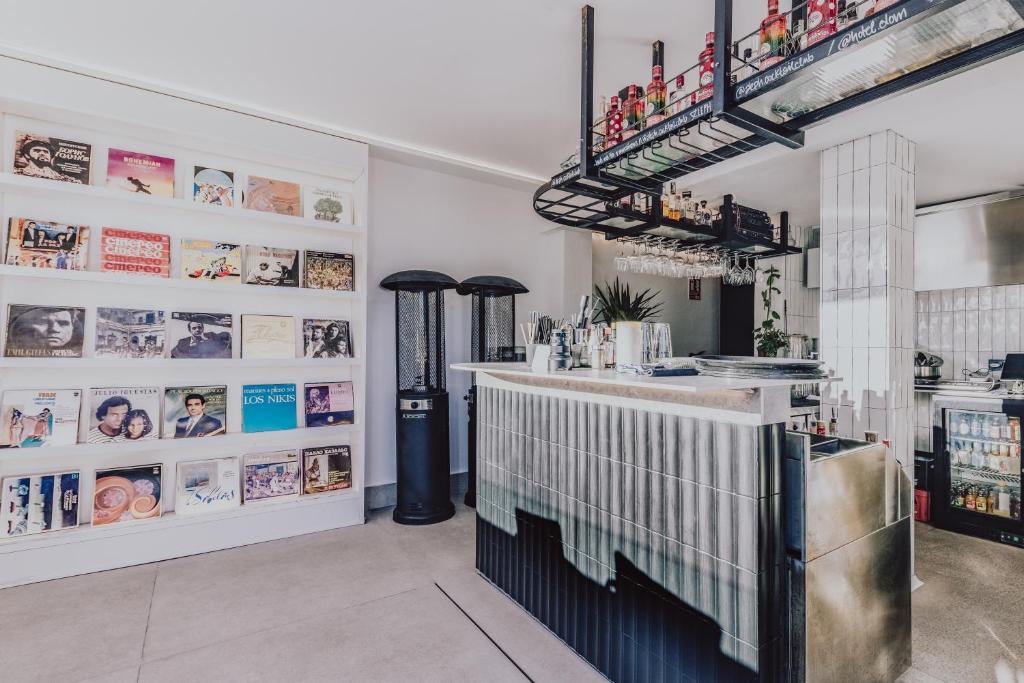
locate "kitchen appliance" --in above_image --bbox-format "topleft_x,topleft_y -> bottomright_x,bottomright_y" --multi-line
456,275 -> 528,508
932,396 -> 1024,548
787,333 -> 814,399
380,270 -> 459,525
1002,353 -> 1024,396
914,351 -> 944,383
547,327 -> 575,371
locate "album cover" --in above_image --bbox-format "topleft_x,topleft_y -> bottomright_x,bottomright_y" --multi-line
5,305 -> 85,358
304,381 -> 354,427
243,245 -> 299,287
0,389 -> 81,448
106,148 -> 175,197
176,457 -> 241,515
163,385 -> 227,439
302,444 -> 352,494
193,166 -> 235,207
243,450 -> 300,503
92,464 -> 162,526
95,308 -> 165,358
6,218 -> 89,270
1,471 -> 80,538
13,132 -> 91,184
303,251 -> 354,291
168,312 -> 232,359
242,383 -> 297,433
302,319 -> 352,358
99,228 -> 171,277
241,314 -> 295,359
244,176 -> 301,216
304,187 -> 354,224
181,240 -> 241,282
88,387 -> 160,443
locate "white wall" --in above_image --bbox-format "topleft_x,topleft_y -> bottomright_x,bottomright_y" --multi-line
754,224 -> 820,346
591,235 -> 721,357
366,151 -> 592,486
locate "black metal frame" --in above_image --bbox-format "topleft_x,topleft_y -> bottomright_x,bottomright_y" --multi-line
535,0 -> 1024,252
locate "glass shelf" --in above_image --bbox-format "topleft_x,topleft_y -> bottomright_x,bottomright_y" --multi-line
737,0 -> 1024,123
951,464 -> 1021,485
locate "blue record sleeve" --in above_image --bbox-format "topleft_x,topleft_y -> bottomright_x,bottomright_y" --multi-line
242,383 -> 297,433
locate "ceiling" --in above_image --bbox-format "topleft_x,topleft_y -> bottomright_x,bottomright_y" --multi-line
1,0 -> 1021,226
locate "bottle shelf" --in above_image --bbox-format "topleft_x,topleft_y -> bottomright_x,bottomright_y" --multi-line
0,172 -> 366,237
0,265 -> 364,301
536,0 -> 1024,246
949,502 -> 1020,521
947,435 -> 1020,447
951,464 -> 1021,485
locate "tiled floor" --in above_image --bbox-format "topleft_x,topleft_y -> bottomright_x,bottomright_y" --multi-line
1,508 -> 1021,682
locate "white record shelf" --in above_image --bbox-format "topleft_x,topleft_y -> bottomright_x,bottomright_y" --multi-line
0,65 -> 369,588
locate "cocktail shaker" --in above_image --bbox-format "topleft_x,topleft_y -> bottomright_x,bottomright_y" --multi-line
548,328 -> 574,371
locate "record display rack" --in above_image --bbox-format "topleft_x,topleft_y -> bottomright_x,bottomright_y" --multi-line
0,62 -> 369,588
534,0 -> 1024,247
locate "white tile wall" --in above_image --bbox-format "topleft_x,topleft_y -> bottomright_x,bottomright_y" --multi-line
820,131 -> 915,475
914,284 -> 1024,377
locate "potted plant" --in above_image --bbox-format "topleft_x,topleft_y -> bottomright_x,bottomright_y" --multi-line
594,278 -> 663,366
753,265 -> 789,357
593,277 -> 663,324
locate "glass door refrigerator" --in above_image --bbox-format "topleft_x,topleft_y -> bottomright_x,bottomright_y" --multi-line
933,397 -> 1023,548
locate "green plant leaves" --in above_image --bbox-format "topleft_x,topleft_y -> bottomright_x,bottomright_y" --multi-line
593,277 -> 664,324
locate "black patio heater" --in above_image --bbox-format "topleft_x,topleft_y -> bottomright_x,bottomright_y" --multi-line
456,275 -> 528,508
380,270 -> 459,525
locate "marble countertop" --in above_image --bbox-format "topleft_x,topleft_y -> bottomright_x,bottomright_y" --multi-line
452,362 -> 831,395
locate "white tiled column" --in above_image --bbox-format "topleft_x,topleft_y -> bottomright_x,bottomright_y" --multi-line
820,131 -> 916,503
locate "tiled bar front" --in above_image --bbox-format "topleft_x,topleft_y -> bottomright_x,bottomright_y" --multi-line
475,380 -> 785,682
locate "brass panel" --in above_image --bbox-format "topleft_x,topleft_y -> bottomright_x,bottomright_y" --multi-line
805,519 -> 912,683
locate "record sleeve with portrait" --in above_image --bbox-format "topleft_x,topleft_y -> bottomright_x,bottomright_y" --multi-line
163,385 -> 227,439
13,132 -> 91,184
95,308 -> 165,359
99,227 -> 171,277
106,148 -> 175,197
181,240 -> 241,282
0,389 -> 81,448
193,166 -> 235,206
176,457 -> 240,515
243,245 -> 299,287
92,464 -> 162,526
6,217 -> 90,270
88,387 -> 161,443
1,471 -> 81,538
303,250 -> 354,291
243,176 -> 301,216
241,314 -> 295,359
243,450 -> 300,503
302,444 -> 352,494
303,381 -> 355,427
168,312 -> 232,359
4,304 -> 85,358
302,319 -> 353,358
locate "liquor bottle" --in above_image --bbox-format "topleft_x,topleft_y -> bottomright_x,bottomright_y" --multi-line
623,84 -> 641,140
976,487 -> 988,513
661,184 -> 671,217
667,75 -> 686,115
667,182 -> 681,221
954,484 -> 965,508
965,485 -> 976,510
741,48 -> 757,81
645,65 -> 668,128
593,95 -> 608,150
695,32 -> 716,103
605,95 -> 623,149
866,0 -> 900,17
758,0 -> 788,69
805,0 -> 837,46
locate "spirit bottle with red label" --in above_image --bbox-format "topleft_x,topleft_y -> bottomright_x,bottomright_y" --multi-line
604,95 -> 622,149
758,0 -> 788,68
623,84 -> 641,140
694,32 -> 716,103
805,0 -> 837,46
645,65 -> 668,127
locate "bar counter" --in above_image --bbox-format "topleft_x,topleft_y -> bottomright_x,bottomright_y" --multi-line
453,362 -> 911,683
